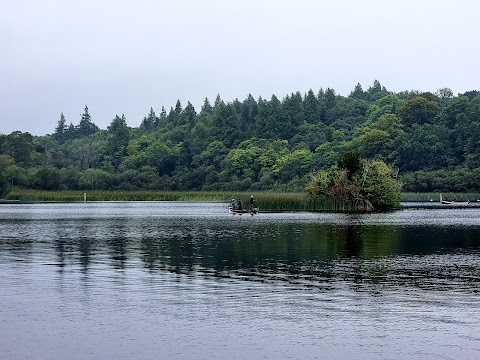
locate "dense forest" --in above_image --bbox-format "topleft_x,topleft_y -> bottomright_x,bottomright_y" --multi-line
1,80 -> 480,196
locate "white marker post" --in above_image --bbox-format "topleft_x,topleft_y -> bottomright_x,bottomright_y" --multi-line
84,193 -> 86,203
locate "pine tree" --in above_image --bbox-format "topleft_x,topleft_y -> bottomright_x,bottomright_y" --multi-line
214,94 -> 223,108
304,89 -> 319,123
350,83 -> 366,100
175,100 -> 183,114
183,101 -> 197,127
141,107 -> 156,131
155,106 -> 167,128
201,98 -> 213,115
77,105 -> 99,137
54,113 -> 67,137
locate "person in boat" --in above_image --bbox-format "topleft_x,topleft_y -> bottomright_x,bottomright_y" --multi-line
236,199 -> 243,210
231,199 -> 236,211
249,195 -> 255,211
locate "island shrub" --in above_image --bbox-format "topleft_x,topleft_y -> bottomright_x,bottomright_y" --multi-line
305,152 -> 401,211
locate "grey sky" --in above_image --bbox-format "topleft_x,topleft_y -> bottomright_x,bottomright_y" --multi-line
1,0 -> 478,135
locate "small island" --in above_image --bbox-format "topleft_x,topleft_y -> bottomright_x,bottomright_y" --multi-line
305,151 -> 401,212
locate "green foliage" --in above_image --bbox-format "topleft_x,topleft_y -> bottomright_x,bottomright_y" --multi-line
306,158 -> 401,211
2,131 -> 35,165
369,93 -> 403,112
397,124 -> 450,171
401,167 -> 480,192
273,149 -> 314,182
105,114 -> 131,171
79,168 -> 113,190
31,166 -> 61,190
1,85 -> 480,194
361,161 -> 402,210
396,96 -> 441,127
76,105 -> 100,137
337,151 -> 362,179
354,114 -> 404,161
0,155 -> 16,196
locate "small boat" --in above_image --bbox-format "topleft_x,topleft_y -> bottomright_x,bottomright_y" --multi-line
229,207 -> 258,215
440,194 -> 470,205
441,200 -> 470,205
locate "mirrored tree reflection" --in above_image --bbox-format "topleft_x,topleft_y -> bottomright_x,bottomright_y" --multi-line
5,211 -> 480,290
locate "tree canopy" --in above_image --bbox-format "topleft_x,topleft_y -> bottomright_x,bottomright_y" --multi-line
1,81 -> 479,195
305,152 -> 401,211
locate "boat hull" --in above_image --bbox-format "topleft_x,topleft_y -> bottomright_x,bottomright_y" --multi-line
229,207 -> 258,214
441,200 -> 470,205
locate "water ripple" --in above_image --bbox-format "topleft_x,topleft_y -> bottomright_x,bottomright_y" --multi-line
1,202 -> 480,359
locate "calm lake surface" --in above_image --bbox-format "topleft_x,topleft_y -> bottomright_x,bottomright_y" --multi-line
1,202 -> 480,360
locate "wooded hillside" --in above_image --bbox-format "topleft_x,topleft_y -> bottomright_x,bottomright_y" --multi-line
1,81 -> 479,195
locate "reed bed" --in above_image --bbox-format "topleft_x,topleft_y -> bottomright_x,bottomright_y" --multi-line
6,189 -> 233,202
226,192 -> 357,212
11,189 -> 478,211
6,189 -> 357,212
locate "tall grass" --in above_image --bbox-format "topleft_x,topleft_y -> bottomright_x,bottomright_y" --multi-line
6,189 -> 358,212
6,189 -> 234,202
11,189 -> 476,211
227,192 -> 358,212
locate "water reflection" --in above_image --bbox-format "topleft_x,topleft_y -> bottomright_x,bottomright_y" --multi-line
1,203 -> 480,360
1,203 -> 479,291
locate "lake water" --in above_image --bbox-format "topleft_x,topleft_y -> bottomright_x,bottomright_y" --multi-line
1,202 -> 480,360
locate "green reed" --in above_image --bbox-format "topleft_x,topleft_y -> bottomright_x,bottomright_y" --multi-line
231,192 -> 357,212
5,189 -> 234,202
11,188 -> 480,209
6,189 -> 360,212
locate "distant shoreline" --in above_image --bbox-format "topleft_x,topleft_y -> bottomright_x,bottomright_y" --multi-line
2,189 -> 480,213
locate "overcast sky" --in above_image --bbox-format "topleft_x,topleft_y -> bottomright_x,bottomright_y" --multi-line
1,0 -> 479,135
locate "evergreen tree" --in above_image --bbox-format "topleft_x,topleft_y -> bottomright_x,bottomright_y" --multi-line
214,94 -> 223,108
241,94 -> 258,133
323,88 -> 337,124
304,89 -> 319,123
253,95 -> 282,139
367,80 -> 389,101
317,87 -> 326,122
65,123 -> 75,139
167,106 -> 180,126
154,106 -> 167,128
350,83 -> 367,100
183,101 -> 197,127
280,92 -> 304,140
209,102 -> 242,147
106,114 -> 130,171
174,100 -> 183,114
201,98 -> 213,116
141,107 -> 156,132
55,113 -> 66,135
317,88 -> 325,101
76,105 -> 99,137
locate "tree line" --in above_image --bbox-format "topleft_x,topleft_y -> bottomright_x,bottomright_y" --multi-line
1,80 -> 479,196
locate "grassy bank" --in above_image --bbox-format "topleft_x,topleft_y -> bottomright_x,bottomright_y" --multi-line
5,189 -> 357,212
5,189 -> 233,202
